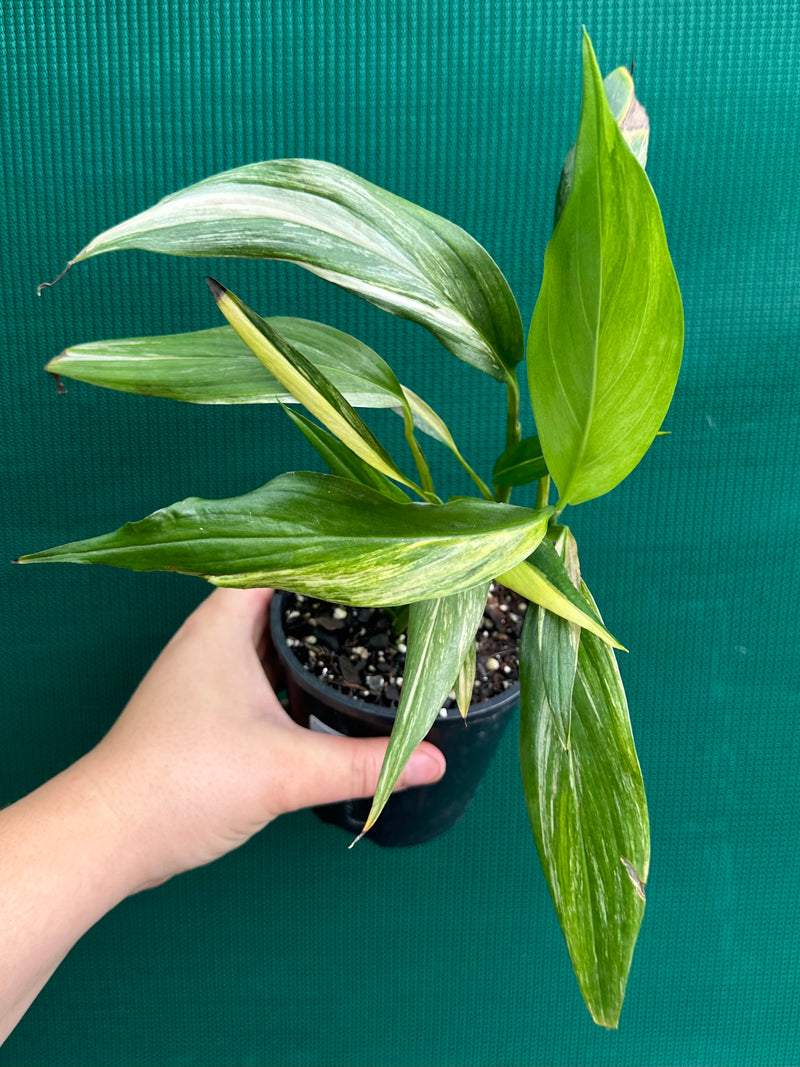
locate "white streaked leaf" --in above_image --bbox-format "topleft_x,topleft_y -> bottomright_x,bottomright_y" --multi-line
359,584 -> 490,835
208,279 -> 418,493
519,576 -> 649,1027
16,473 -> 553,607
47,318 -> 411,407
60,158 -> 523,381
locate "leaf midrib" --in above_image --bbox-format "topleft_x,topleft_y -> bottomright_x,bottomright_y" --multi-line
558,84 -> 605,509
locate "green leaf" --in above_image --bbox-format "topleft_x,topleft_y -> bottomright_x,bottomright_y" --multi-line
47,318 -> 408,408
16,473 -> 552,607
527,527 -> 582,749
492,435 -> 548,487
519,578 -> 649,1027
454,641 -> 477,719
281,405 -> 410,503
497,537 -> 623,649
207,279 -> 419,493
359,584 -> 490,836
63,158 -> 524,380
528,31 -> 684,507
555,63 -> 650,225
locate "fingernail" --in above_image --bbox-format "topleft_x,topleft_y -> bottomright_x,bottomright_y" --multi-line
402,749 -> 445,788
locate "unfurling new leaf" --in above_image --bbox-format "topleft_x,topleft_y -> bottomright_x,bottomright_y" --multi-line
554,62 -> 650,225
207,279 -> 421,495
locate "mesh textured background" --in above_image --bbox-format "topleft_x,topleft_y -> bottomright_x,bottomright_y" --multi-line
2,1 -> 800,1064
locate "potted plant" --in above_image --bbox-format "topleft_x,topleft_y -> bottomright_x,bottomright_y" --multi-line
267,581 -> 527,849
17,32 -> 683,1027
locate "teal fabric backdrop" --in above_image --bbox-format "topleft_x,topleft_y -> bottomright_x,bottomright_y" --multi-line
2,1 -> 799,1064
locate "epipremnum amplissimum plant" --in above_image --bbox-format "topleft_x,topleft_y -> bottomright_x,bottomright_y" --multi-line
18,33 -> 683,1027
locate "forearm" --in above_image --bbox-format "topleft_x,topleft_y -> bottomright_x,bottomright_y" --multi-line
0,756 -> 145,1043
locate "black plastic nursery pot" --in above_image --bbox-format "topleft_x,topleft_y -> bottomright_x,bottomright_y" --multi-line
269,591 -> 520,847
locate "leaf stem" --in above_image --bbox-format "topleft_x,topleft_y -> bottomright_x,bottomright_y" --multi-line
457,458 -> 495,501
497,374 -> 522,502
402,410 -> 436,497
535,474 -> 551,511
505,374 -> 522,451
402,400 -> 492,501
409,482 -> 441,504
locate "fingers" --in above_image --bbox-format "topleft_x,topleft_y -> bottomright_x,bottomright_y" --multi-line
181,588 -> 274,664
198,586 -> 274,636
394,744 -> 448,789
188,587 -> 448,817
274,733 -> 446,813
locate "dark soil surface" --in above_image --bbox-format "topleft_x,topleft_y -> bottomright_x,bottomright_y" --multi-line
279,582 -> 528,712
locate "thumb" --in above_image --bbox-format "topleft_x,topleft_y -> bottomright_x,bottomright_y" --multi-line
278,733 -> 446,813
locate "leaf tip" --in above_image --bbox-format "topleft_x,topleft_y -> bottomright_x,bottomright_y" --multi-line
348,829 -> 368,850
205,276 -> 226,302
43,353 -> 70,394
37,260 -> 75,295
11,552 -> 38,565
595,1017 -> 620,1031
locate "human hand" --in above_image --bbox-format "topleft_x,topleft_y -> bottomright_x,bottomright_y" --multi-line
0,587 -> 446,1042
81,587 -> 445,890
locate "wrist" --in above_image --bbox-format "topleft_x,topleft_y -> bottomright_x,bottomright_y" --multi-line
30,756 -> 153,906
74,745 -> 183,895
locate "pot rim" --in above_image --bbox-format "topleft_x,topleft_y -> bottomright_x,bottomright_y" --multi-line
269,589 -> 521,724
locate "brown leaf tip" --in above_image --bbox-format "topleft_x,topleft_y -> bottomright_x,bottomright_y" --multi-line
348,829 -> 368,850
205,276 -> 226,302
37,260 -> 75,295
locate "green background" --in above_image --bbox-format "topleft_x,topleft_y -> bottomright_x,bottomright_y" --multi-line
2,1 -> 799,1063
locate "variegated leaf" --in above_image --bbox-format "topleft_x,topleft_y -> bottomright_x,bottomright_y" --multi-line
207,279 -> 418,493
47,318 -> 411,408
519,573 -> 649,1027
497,538 -> 622,649
16,473 -> 552,607
56,158 -> 523,380
359,584 -> 490,836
